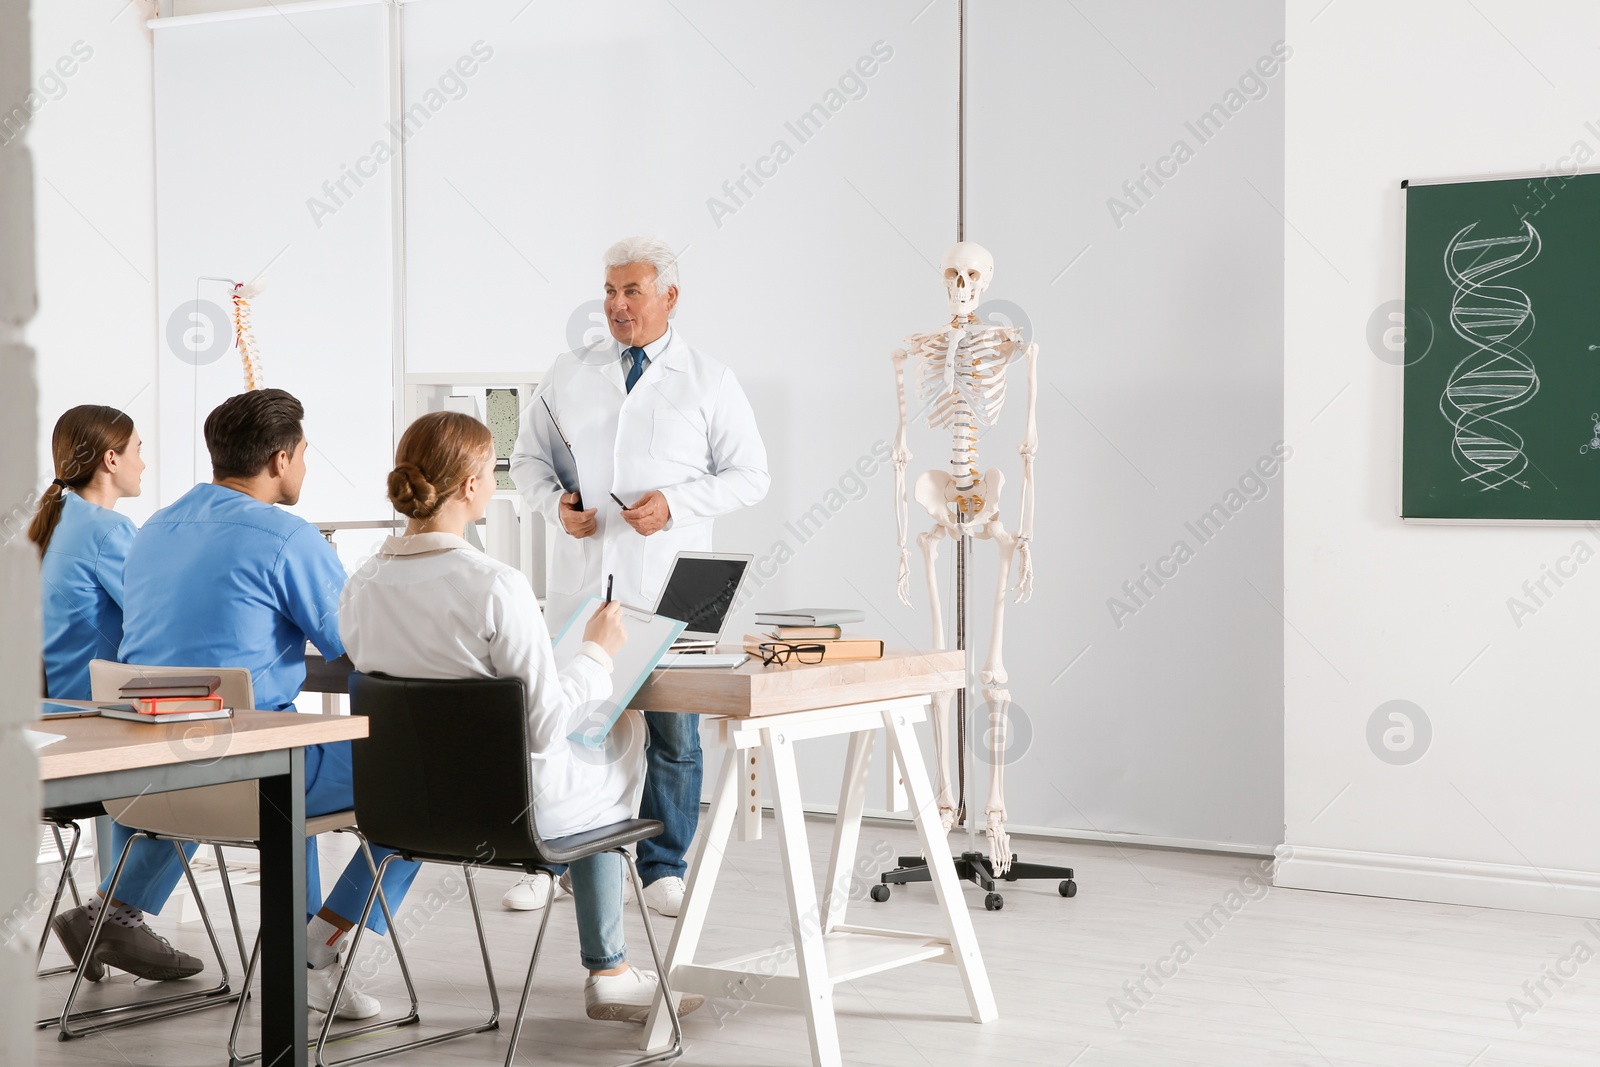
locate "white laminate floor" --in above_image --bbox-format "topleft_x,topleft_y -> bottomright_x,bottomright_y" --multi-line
27,815 -> 1600,1066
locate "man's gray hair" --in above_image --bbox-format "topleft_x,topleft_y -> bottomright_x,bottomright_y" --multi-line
604,236 -> 680,297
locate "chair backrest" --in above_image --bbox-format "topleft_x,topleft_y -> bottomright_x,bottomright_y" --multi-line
90,660 -> 262,840
348,672 -> 544,863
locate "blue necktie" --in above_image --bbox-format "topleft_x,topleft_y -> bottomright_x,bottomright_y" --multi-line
625,347 -> 648,393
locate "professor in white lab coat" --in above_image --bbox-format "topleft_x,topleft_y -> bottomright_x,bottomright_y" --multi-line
511,236 -> 769,916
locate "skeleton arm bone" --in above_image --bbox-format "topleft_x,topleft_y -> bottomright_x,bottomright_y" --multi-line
892,347 -> 914,605
1015,341 -> 1039,602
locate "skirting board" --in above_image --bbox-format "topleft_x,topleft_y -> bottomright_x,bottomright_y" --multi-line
1275,844 -> 1600,919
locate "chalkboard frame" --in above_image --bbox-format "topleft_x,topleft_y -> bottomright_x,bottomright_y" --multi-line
1401,170 -> 1600,525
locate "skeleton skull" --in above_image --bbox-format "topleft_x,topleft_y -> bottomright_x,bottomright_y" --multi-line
941,241 -> 994,318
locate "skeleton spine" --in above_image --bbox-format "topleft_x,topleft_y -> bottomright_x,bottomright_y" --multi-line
952,400 -> 978,490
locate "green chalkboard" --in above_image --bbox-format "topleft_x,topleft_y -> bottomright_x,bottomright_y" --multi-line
1403,173 -> 1600,520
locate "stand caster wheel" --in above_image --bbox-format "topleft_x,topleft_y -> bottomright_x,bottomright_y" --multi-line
869,884 -> 890,903
1059,879 -> 1077,898
985,892 -> 1004,911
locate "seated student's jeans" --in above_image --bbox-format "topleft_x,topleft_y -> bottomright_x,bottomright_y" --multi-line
96,741 -> 421,935
636,710 -> 701,885
566,851 -> 627,970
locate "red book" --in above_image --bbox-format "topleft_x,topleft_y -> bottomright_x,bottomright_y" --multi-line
134,696 -> 226,715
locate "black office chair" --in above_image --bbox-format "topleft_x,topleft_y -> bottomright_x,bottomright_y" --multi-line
325,673 -> 685,1067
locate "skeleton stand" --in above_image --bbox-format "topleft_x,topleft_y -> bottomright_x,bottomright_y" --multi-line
875,509 -> 1077,912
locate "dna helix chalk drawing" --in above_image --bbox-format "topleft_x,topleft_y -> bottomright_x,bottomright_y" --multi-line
1439,220 -> 1541,491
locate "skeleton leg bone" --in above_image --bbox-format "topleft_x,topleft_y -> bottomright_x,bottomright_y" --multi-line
981,518 -> 1020,874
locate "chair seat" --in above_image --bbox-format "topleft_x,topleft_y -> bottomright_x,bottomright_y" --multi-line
307,810 -> 357,837
378,818 -> 664,869
43,802 -> 107,823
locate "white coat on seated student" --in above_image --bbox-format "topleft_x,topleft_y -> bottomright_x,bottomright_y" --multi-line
338,411 -> 702,1023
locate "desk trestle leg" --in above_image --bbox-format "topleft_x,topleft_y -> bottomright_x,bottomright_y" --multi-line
766,727 -> 843,1067
882,709 -> 997,1023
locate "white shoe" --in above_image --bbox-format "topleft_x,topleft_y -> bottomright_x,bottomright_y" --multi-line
642,876 -> 685,918
558,868 -> 637,903
502,871 -> 568,911
307,957 -> 381,1021
583,966 -> 703,1023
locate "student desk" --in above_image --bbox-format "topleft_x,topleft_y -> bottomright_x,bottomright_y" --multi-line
38,707 -> 367,1067
631,651 -> 997,1067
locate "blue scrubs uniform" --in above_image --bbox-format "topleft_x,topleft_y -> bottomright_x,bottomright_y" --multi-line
40,492 -> 135,700
102,483 -> 418,930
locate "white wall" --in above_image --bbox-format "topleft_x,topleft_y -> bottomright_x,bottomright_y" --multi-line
0,0 -> 42,1060
28,0 -> 158,521
964,0 -> 1285,848
1281,0 -> 1600,914
151,2 -> 397,531
396,0 -> 1286,848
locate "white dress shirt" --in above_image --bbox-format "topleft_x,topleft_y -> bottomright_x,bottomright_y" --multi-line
338,532 -> 645,839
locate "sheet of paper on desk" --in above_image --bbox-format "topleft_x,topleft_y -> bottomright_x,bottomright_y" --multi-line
24,729 -> 66,751
551,596 -> 687,745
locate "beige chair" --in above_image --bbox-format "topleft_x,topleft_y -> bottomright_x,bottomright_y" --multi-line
74,661 -> 417,1062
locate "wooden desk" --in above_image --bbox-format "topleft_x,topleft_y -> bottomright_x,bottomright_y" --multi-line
637,651 -> 995,1067
40,708 -> 367,1067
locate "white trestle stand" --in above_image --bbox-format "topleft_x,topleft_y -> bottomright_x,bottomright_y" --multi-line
640,695 -> 997,1067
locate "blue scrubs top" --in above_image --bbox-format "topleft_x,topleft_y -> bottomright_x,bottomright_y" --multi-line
119,483 -> 346,711
40,492 -> 136,700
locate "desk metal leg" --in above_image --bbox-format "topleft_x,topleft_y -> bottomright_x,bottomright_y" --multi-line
882,709 -> 997,1024
258,750 -> 308,1067
93,815 -> 115,881
766,728 -> 841,1067
640,744 -> 741,1053
820,730 -> 874,935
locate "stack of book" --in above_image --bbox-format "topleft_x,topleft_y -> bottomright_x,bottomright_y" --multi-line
746,608 -> 884,663
100,674 -> 233,724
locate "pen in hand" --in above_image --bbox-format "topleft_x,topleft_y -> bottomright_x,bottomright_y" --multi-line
605,574 -> 614,604
609,492 -> 631,511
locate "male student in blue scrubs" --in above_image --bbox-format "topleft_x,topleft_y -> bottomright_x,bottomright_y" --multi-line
50,389 -> 418,1021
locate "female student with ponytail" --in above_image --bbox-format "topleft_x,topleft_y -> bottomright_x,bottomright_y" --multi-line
29,405 -> 145,700
339,411 -> 704,1024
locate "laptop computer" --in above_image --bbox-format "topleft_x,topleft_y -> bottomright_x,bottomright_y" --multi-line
652,551 -> 753,652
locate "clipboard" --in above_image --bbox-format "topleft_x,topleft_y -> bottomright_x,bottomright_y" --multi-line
551,596 -> 686,746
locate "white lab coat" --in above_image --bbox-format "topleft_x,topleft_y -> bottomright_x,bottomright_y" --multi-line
511,330 -> 770,629
338,532 -> 646,840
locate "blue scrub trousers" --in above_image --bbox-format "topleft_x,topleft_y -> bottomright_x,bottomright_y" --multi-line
96,740 -> 420,935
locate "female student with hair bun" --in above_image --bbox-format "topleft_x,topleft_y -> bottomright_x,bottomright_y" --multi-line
339,410 -> 704,1024
30,404 -> 145,699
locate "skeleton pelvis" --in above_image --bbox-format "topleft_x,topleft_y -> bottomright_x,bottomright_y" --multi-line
913,468 -> 1005,533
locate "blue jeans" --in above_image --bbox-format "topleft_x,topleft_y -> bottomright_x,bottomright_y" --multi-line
566,851 -> 626,970
636,710 -> 700,885
96,741 -> 420,935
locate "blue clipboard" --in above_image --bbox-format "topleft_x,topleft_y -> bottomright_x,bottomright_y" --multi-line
551,596 -> 687,746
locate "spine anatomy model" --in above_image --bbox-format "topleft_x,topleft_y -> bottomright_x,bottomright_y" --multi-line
891,241 -> 1038,874
231,280 -> 266,390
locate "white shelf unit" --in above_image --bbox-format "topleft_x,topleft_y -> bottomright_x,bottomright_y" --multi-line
402,372 -> 548,597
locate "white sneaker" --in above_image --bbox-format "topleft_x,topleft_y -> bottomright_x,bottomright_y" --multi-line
307,957 -> 381,1021
558,868 -> 637,903
502,871 -> 568,911
642,876 -> 685,918
583,966 -> 703,1023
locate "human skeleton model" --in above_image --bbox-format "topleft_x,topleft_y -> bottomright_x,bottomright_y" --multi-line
891,242 -> 1038,875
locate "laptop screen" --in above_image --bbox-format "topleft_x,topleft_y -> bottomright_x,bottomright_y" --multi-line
654,555 -> 749,638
